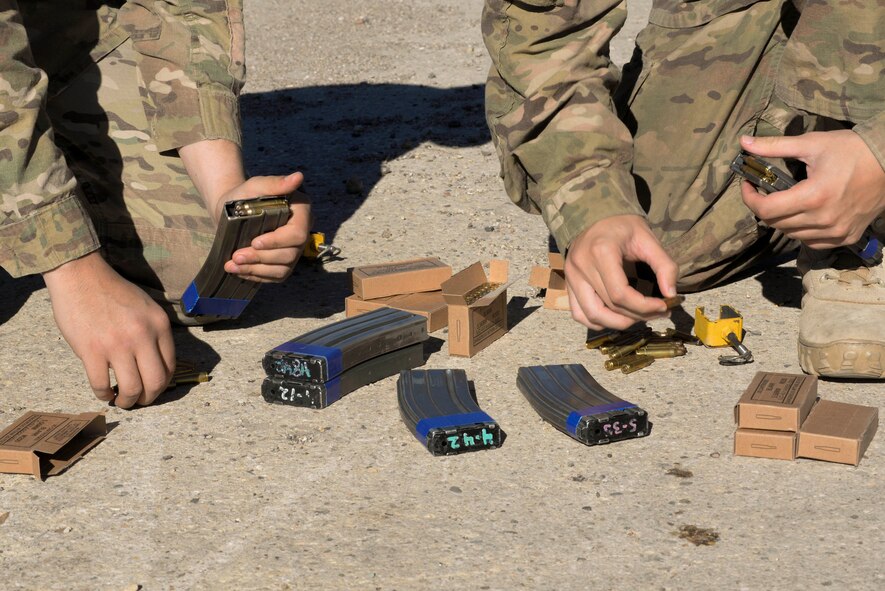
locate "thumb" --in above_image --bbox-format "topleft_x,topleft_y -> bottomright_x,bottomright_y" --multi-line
741,134 -> 810,159
243,171 -> 304,197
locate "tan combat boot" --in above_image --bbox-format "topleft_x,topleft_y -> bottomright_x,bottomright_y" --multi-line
797,236 -> 885,379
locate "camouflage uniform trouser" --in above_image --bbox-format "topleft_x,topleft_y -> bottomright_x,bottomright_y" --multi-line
615,0 -> 830,291
42,32 -> 215,321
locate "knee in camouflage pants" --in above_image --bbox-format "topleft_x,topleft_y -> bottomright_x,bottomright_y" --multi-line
42,30 -> 215,322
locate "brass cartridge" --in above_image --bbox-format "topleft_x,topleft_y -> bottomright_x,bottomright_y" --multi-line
585,330 -> 618,350
636,343 -> 687,359
463,282 -> 503,305
232,198 -> 289,217
605,338 -> 649,359
599,333 -> 645,355
621,355 -> 655,374
604,354 -> 644,371
170,371 -> 210,386
662,295 -> 685,310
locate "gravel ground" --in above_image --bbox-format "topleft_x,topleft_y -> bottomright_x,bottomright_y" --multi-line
0,2 -> 882,590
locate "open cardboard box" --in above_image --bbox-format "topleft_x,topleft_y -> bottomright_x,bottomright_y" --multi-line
528,253 -> 569,311
0,411 -> 106,479
441,260 -> 511,357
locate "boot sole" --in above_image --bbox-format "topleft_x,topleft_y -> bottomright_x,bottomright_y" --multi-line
798,340 -> 885,379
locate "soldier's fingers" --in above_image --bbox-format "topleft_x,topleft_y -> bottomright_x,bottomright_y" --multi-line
231,245 -> 301,266
801,238 -> 847,250
781,227 -> 844,245
252,217 -> 310,251
634,236 -> 679,299
593,255 -> 665,319
134,343 -> 174,406
226,263 -> 294,283
763,213 -> 828,234
569,273 -> 638,330
159,329 -> 176,383
242,172 -> 304,198
740,134 -> 815,160
567,288 -> 604,331
111,356 -> 143,409
741,180 -> 810,221
83,357 -> 114,402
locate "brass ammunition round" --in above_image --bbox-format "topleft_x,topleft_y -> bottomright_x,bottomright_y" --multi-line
621,355 -> 655,374
636,344 -> 687,358
586,334 -> 615,350
463,282 -> 502,305
604,354 -> 643,370
639,341 -> 687,350
607,338 -> 649,359
662,295 -> 686,309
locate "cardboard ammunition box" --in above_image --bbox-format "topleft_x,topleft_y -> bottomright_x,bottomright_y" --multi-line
797,400 -> 878,466
548,252 -> 564,270
442,260 -> 511,357
351,257 -> 452,300
345,291 -> 448,332
0,411 -> 106,479
735,372 -> 818,432
543,270 -> 570,311
734,428 -> 797,460
528,265 -> 552,289
528,253 -> 569,311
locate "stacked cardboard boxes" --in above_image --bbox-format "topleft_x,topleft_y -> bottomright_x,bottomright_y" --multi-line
734,372 -> 878,466
346,258 -> 513,358
345,257 -> 452,333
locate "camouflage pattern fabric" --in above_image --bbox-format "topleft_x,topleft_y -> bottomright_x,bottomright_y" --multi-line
0,1 -> 244,285
484,0 -> 885,290
48,39 -> 217,309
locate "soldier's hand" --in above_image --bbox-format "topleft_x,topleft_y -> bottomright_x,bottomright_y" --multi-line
565,215 -> 678,330
740,132 -> 885,249
220,172 -> 312,282
42,252 -> 175,408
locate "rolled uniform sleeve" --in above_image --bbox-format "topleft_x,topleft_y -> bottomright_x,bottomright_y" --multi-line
483,0 -> 644,252
119,0 -> 246,153
0,9 -> 99,277
854,112 -> 885,175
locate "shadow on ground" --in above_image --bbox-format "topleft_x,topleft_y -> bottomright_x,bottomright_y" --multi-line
211,82 -> 489,327
241,82 -> 488,245
1,83 -> 488,329
753,265 -> 802,309
0,270 -> 42,326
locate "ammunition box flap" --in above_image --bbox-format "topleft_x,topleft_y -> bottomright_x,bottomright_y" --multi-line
547,252 -> 564,270
528,265 -> 552,289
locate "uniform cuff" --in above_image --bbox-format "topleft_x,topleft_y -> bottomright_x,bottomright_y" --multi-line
543,166 -> 646,253
0,193 -> 100,277
853,111 -> 885,174
151,87 -> 242,153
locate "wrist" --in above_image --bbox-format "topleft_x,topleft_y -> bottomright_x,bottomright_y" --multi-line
42,251 -> 108,288
178,139 -> 246,220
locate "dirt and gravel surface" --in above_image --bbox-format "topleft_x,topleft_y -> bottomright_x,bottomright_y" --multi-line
1,1 -> 882,590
